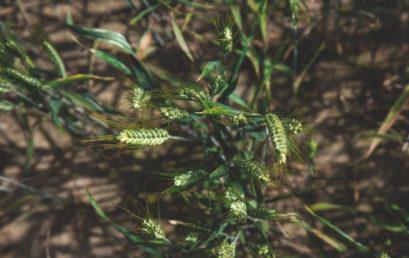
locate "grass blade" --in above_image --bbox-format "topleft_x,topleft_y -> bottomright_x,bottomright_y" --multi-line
305,206 -> 369,253
67,13 -> 135,56
91,49 -> 132,75
171,13 -> 194,62
360,84 -> 409,160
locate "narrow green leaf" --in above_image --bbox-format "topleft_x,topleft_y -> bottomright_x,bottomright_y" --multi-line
171,14 -> 194,61
129,4 -> 159,25
309,228 -> 348,253
305,206 -> 369,253
44,41 -> 66,77
228,93 -> 249,109
88,192 -> 108,219
198,100 -> 242,116
361,84 -> 409,160
67,13 -> 135,56
49,99 -> 63,130
91,49 -> 131,75
60,90 -> 104,112
309,202 -> 347,212
47,74 -> 114,89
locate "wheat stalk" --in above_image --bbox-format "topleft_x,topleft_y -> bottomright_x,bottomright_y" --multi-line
43,41 -> 66,77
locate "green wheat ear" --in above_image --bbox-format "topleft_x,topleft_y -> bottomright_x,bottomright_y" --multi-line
219,26 -> 233,53
0,100 -> 14,112
131,86 -> 151,110
140,217 -> 166,240
289,0 -> 300,30
213,240 -> 236,258
231,113 -> 248,127
199,61 -> 228,96
284,118 -> 303,135
248,207 -> 277,220
160,107 -> 190,120
173,169 -> 207,187
256,244 -> 274,258
116,128 -> 169,146
229,200 -> 247,222
43,41 -> 66,77
235,159 -> 270,183
3,68 -> 45,89
179,85 -> 209,102
266,113 -> 288,165
0,77 -> 11,94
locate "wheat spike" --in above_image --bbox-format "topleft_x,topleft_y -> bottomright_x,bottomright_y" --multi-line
229,200 -> 247,222
132,86 -> 151,110
160,107 -> 190,120
141,218 -> 166,240
266,113 -> 288,164
235,159 -> 270,183
219,26 -> 233,53
256,244 -> 274,258
179,85 -> 209,101
173,169 -> 206,187
284,118 -> 303,135
289,0 -> 300,29
0,77 -> 11,94
0,100 -> 14,112
117,128 -> 169,146
3,68 -> 45,89
199,61 -> 228,96
231,113 -> 248,127
213,240 -> 236,258
248,207 -> 277,220
44,41 -> 66,77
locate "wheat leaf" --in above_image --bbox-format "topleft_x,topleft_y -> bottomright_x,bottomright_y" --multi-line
171,13 -> 194,62
361,84 -> 409,160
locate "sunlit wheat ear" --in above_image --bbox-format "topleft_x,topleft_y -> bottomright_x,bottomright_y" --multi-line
0,86 -> 10,94
289,0 -> 300,30
198,61 -> 228,96
219,26 -> 233,53
0,43 -> 13,66
0,77 -> 11,93
131,86 -> 152,110
173,169 -> 206,187
235,159 -> 270,184
284,118 -> 303,135
306,138 -> 318,160
231,113 -> 248,127
184,232 -> 199,246
43,41 -> 66,77
140,217 -> 166,240
266,113 -> 288,165
213,240 -> 236,258
178,85 -> 209,102
160,107 -> 190,120
229,200 -> 247,222
223,187 -> 244,204
0,100 -> 14,112
3,68 -> 45,89
248,207 -> 277,220
116,128 -> 170,146
257,244 -> 274,258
